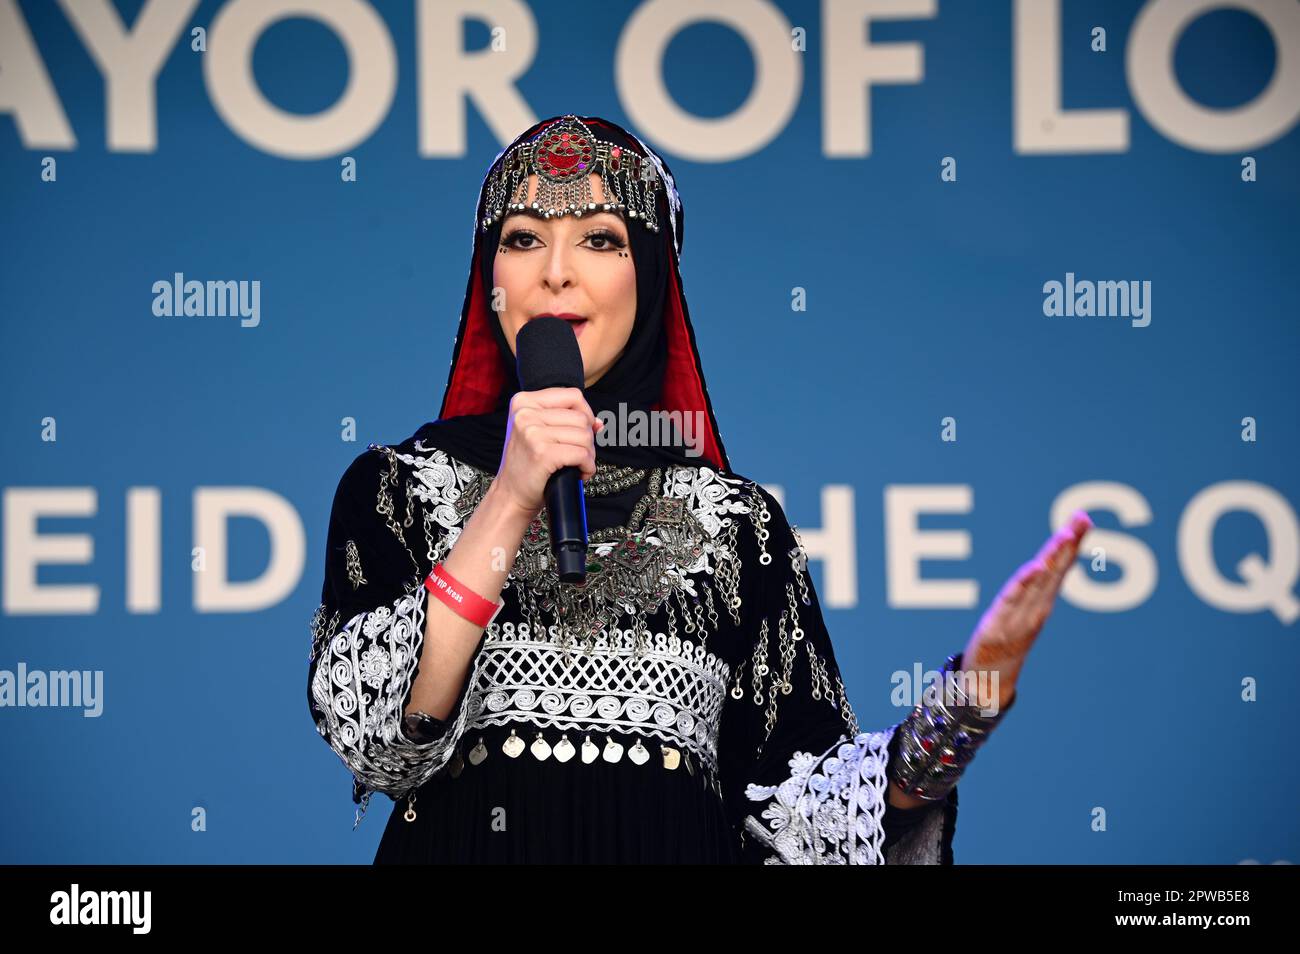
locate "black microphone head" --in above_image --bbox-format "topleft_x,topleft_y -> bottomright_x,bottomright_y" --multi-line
516,315 -> 585,391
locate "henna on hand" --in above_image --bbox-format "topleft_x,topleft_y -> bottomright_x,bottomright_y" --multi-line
961,510 -> 1093,705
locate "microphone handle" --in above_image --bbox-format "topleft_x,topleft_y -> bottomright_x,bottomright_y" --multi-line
545,465 -> 588,584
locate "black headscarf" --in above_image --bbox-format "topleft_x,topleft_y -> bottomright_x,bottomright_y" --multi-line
418,115 -> 729,529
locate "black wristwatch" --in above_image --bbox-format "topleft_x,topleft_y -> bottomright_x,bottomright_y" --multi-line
401,710 -> 446,744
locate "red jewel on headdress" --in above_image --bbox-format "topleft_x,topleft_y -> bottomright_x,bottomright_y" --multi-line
537,127 -> 593,181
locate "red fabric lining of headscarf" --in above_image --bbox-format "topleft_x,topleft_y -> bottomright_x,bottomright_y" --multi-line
653,260 -> 725,471
439,253 -> 506,419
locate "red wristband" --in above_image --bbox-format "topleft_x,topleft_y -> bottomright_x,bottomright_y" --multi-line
424,563 -> 504,629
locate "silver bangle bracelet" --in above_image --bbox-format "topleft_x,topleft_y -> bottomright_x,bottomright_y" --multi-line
888,652 -> 1015,801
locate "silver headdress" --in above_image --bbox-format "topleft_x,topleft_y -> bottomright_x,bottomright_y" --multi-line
479,114 -> 683,260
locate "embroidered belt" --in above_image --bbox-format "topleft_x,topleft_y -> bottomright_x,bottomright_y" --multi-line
454,624 -> 730,774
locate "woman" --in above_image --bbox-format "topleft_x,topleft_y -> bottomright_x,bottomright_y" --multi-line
307,114 -> 1092,864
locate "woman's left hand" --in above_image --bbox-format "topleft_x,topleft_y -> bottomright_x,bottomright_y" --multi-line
959,510 -> 1093,709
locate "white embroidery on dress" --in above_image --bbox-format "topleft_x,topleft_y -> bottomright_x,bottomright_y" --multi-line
667,466 -> 750,540
741,728 -> 894,865
311,442 -> 762,824
664,467 -> 750,625
389,441 -> 490,564
311,580 -> 483,801
461,620 -> 731,773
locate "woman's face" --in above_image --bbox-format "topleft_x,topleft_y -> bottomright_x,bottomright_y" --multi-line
493,173 -> 636,387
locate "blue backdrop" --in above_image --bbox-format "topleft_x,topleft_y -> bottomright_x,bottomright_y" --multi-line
2,0 -> 1297,864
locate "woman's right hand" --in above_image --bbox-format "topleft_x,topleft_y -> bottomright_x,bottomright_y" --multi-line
494,387 -> 604,519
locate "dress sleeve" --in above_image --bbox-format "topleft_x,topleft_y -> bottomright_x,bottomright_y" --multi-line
716,481 -> 959,864
306,446 -> 485,823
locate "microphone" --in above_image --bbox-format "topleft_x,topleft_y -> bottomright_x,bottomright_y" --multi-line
515,316 -> 589,584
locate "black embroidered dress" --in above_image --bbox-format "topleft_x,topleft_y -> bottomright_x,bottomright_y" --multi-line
306,114 -> 959,864
308,435 -> 958,864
